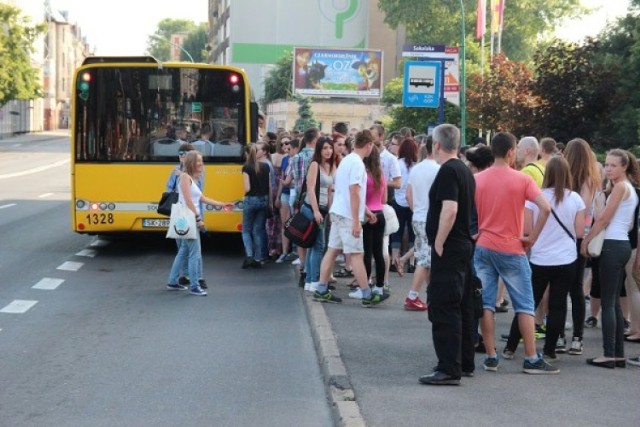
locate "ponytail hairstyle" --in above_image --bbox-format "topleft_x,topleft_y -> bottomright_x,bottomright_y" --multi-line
542,156 -> 572,204
608,149 -> 640,188
244,144 -> 260,174
364,143 -> 383,191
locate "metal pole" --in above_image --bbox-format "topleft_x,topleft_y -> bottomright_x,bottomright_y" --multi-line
149,34 -> 194,63
460,0 -> 467,145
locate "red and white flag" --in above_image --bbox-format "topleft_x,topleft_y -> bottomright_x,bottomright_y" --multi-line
476,0 -> 486,40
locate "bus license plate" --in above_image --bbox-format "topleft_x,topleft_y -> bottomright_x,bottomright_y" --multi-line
142,218 -> 170,228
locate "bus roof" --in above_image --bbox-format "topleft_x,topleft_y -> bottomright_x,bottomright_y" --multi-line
82,56 -> 160,65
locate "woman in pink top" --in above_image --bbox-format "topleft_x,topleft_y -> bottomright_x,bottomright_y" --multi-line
360,147 -> 387,294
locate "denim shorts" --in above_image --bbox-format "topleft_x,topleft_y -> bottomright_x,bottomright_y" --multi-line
473,246 -> 535,315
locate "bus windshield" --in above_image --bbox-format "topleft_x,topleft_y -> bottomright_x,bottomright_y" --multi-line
74,65 -> 248,163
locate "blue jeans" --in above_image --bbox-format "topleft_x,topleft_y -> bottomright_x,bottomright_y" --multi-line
301,203 -> 325,283
473,246 -> 535,316
168,235 -> 201,290
176,239 -> 202,279
242,195 -> 268,260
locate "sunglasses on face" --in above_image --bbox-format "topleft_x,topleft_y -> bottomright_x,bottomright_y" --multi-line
178,151 -> 188,156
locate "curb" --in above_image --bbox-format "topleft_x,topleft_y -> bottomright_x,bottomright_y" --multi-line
298,269 -> 367,427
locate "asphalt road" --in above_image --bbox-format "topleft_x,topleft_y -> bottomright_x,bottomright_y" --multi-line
0,133 -> 332,427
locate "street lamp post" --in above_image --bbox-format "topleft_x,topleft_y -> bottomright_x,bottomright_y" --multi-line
149,34 -> 194,63
460,0 -> 467,146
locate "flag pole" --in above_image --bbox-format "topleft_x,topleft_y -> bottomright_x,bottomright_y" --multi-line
460,0 -> 467,146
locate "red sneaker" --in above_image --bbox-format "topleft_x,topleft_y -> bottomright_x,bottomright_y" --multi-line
404,296 -> 427,311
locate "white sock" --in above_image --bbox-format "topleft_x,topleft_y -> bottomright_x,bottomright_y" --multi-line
408,290 -> 419,300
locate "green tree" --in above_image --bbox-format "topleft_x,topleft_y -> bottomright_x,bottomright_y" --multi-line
181,24 -> 208,62
263,50 -> 293,105
532,39 -> 619,146
146,19 -> 197,61
595,5 -> 640,148
466,54 -> 538,136
0,4 -> 45,106
293,96 -> 318,131
377,0 -> 582,62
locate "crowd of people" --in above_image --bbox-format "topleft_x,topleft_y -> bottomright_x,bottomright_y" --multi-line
163,118 -> 640,383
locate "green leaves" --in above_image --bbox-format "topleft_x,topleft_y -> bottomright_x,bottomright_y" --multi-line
0,4 -> 44,107
146,19 -> 198,61
263,50 -> 293,105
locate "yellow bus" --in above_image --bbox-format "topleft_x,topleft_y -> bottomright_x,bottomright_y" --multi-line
71,56 -> 259,234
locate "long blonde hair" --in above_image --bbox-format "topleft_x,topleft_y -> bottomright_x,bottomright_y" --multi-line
244,144 -> 260,174
183,151 -> 202,178
564,138 -> 600,194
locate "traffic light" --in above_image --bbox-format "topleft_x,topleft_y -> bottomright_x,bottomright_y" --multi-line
77,72 -> 91,101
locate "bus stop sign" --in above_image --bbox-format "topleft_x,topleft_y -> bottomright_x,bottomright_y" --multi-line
402,61 -> 442,108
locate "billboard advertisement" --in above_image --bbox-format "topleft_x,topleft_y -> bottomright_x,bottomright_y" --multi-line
293,47 -> 383,98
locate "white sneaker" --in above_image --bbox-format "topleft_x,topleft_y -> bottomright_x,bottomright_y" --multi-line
304,282 -> 318,292
349,288 -> 364,299
304,282 -> 311,291
275,253 -> 287,263
292,258 -> 301,266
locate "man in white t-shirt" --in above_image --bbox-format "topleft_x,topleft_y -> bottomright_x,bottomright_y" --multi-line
405,136 -> 440,311
370,123 -> 401,287
313,130 -> 389,306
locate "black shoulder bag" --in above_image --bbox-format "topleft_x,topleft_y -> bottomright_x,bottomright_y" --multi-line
157,177 -> 179,216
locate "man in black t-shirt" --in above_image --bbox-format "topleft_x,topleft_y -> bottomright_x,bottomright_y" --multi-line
420,124 -> 476,386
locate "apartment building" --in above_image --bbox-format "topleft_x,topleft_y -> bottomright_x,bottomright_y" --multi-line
0,0 -> 90,136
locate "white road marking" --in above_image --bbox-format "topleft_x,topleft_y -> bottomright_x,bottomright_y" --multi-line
57,261 -> 83,271
75,249 -> 97,258
0,158 -> 69,180
0,203 -> 17,209
0,300 -> 38,314
33,278 -> 65,290
89,239 -> 109,248
38,193 -> 54,198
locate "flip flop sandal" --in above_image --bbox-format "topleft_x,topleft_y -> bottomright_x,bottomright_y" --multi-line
334,267 -> 354,278
393,258 -> 405,277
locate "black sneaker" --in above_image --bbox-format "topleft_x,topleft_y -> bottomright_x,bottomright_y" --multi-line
362,293 -> 389,307
178,276 -> 190,285
585,316 -> 598,328
241,257 -> 253,269
167,283 -> 188,291
198,279 -> 208,290
313,290 -> 342,303
250,259 -> 263,268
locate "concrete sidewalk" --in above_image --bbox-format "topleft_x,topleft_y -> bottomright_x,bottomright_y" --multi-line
299,265 -> 640,427
0,130 -> 69,144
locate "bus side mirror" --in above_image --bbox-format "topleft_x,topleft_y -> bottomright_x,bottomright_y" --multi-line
250,102 -> 259,142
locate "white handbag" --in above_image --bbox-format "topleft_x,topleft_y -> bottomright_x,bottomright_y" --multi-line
587,230 -> 605,257
383,204 -> 399,236
166,203 -> 197,240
